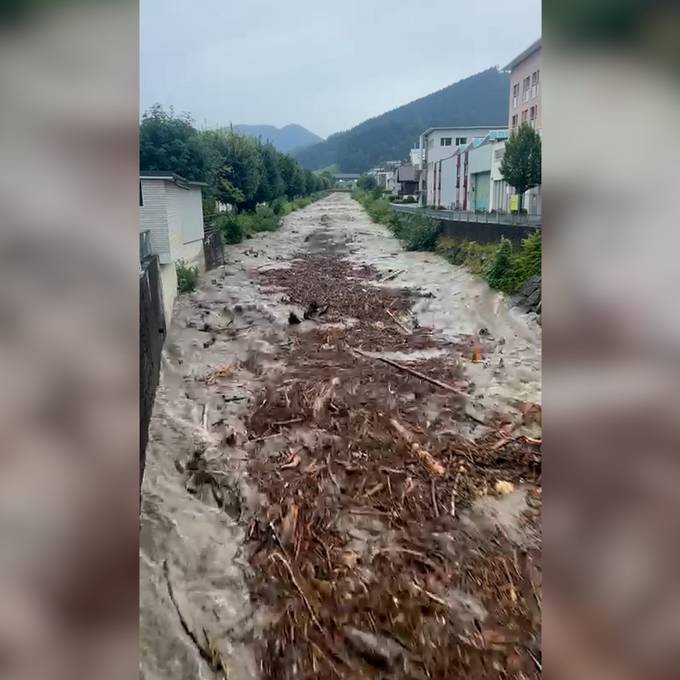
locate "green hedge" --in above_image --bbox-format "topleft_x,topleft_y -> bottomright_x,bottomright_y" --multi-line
215,191 -> 329,244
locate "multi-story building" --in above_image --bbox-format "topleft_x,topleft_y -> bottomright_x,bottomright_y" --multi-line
506,38 -> 541,133
504,38 -> 542,215
437,130 -> 508,211
418,126 -> 502,206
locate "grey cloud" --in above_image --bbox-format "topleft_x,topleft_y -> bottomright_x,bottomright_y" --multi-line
141,0 -> 541,138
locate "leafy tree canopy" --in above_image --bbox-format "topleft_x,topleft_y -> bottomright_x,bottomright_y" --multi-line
500,124 -> 542,200
140,104 -> 205,181
140,105 -> 323,212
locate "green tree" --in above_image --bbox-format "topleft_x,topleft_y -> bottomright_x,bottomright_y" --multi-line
198,129 -> 262,210
318,169 -> 335,189
254,143 -> 285,204
357,173 -> 378,191
279,155 -> 306,198
500,124 -> 541,212
140,104 -> 205,180
485,237 -> 516,291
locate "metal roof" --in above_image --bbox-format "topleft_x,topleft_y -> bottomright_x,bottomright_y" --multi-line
140,171 -> 208,187
503,38 -> 542,71
484,129 -> 510,142
421,125 -> 504,137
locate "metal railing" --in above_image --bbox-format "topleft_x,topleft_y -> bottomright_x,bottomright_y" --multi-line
391,203 -> 541,228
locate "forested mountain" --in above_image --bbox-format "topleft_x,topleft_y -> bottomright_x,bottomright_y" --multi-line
233,124 -> 323,153
294,68 -> 509,172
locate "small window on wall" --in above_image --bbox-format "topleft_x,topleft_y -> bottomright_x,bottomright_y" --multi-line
441,137 -> 452,146
521,110 -> 528,124
455,137 -> 467,145
512,114 -> 518,129
139,181 -> 143,206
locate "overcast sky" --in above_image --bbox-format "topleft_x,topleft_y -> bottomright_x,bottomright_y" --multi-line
140,0 -> 541,138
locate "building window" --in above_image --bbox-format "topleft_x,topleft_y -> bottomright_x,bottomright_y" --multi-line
521,110 -> 528,124
455,136 -> 467,146
441,137 -> 452,146
512,114 -> 518,129
530,105 -> 537,121
523,76 -> 530,103
531,70 -> 540,98
139,181 -> 143,206
512,83 -> 519,108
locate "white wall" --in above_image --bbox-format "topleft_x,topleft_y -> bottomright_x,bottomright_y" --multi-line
422,127 -> 497,166
468,143 -> 492,176
140,178 -> 207,323
140,180 -> 171,264
439,155 -> 457,209
180,239 -> 205,272
159,261 -> 178,326
141,179 -> 206,264
490,141 -> 509,212
177,185 -> 205,244
425,162 -> 435,205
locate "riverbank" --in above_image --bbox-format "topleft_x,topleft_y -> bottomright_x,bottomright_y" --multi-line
353,189 -> 541,314
140,193 -> 541,680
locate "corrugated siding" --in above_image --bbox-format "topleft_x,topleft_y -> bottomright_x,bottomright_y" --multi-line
165,183 -> 184,263
139,180 -> 170,263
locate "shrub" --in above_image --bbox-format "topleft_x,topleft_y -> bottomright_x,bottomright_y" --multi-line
176,259 -> 199,293
367,197 -> 393,224
435,238 -> 496,274
390,213 -> 441,251
485,237 -> 517,292
251,204 -> 280,232
514,230 -> 541,281
216,214 -> 244,244
402,196 -> 416,204
271,196 -> 290,216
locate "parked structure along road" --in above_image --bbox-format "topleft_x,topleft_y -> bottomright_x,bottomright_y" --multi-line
140,192 -> 542,680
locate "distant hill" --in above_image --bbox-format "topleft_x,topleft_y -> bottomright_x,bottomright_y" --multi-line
294,68 -> 509,172
233,124 -> 323,153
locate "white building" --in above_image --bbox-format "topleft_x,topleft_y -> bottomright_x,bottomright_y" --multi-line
490,142 -> 510,213
437,130 -> 508,211
419,126 -> 501,206
504,38 -> 542,214
409,146 -> 422,170
139,172 -> 207,323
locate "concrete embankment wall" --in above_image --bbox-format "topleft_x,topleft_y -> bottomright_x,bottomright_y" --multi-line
436,219 -> 538,247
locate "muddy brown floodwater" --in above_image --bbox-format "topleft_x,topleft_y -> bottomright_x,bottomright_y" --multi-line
140,192 -> 542,680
